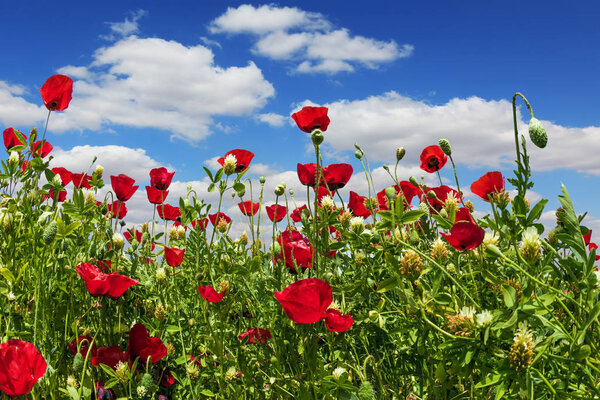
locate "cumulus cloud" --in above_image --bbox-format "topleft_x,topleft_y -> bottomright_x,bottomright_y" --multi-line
256,112 -> 287,127
209,4 -> 412,74
101,9 -> 147,41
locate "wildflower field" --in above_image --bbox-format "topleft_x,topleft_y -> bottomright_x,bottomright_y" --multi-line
1,74 -> 599,400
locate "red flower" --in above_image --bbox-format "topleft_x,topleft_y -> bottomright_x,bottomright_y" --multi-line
92,345 -> 129,370
266,204 -> 287,222
297,163 -> 318,186
124,229 -> 143,244
161,369 -> 175,387
440,221 -> 485,251
420,185 -> 460,212
348,191 -> 372,218
128,324 -> 167,365
68,336 -> 97,359
274,279 -> 332,324
0,339 -> 47,398
75,262 -> 138,299
419,145 -> 448,173
71,173 -> 92,189
217,149 -> 254,173
191,218 -> 208,230
3,128 -> 26,151
324,309 -> 354,332
45,188 -> 67,203
583,230 -> 592,246
282,239 -> 313,270
238,328 -> 272,344
198,285 -> 226,303
314,186 -> 335,203
164,247 -> 185,267
31,140 -> 53,158
455,207 -> 474,223
110,174 -> 138,202
377,181 -> 420,210
589,242 -> 600,261
149,167 -> 175,190
291,204 -> 309,222
146,186 -> 168,204
291,106 -> 330,133
51,167 -> 72,186
323,163 -> 353,190
158,204 -> 181,221
238,201 -> 260,216
471,171 -> 505,202
40,74 -> 73,111
107,201 -> 127,219
209,212 -> 231,226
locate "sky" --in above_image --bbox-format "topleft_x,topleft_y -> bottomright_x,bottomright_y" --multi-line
1,1 -> 599,240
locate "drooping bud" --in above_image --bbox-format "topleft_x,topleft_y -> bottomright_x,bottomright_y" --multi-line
288,189 -> 294,196
396,147 -> 406,161
354,150 -> 363,160
311,129 -> 324,145
528,117 -> 547,148
409,176 -> 420,188
438,138 -> 452,156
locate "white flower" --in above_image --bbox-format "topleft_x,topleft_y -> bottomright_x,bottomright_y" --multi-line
350,217 -> 364,233
332,367 -> 347,381
476,310 -> 493,327
459,306 -> 476,321
223,154 -> 238,175
320,195 -> 335,211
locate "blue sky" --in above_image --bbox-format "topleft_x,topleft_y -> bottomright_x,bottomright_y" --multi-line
2,1 -> 599,238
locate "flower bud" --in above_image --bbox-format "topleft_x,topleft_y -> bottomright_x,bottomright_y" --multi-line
259,175 -> 266,184
384,186 -> 396,201
409,176 -> 420,188
311,129 -> 324,145
438,138 -> 452,156
112,233 -> 124,250
29,127 -> 38,143
42,220 -> 58,245
274,185 -> 285,197
528,117 -> 547,148
427,190 -> 438,199
396,147 -> 406,161
382,164 -> 389,172
94,164 -> 104,179
72,353 -> 84,373
8,151 -> 19,167
439,209 -> 448,218
354,150 -> 362,160
52,174 -> 62,186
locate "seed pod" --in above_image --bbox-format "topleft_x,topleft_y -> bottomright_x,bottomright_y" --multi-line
438,138 -> 452,156
395,147 -> 406,161
528,117 -> 547,148
42,220 -> 58,245
72,352 -> 84,372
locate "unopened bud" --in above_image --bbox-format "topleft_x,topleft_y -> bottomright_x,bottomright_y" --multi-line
112,233 -> 124,250
274,185 -> 285,197
311,129 -> 324,145
528,117 -> 547,148
354,150 -> 362,160
384,186 -> 396,201
8,151 -> 19,167
288,189 -> 294,196
259,176 -> 266,184
409,176 -> 420,188
52,174 -> 62,186
438,138 -> 452,156
94,164 -> 104,179
382,164 -> 389,172
396,147 -> 406,161
29,128 -> 38,143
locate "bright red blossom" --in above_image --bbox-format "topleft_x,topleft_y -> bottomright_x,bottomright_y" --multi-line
324,309 -> 354,333
110,174 -> 138,202
471,171 -> 505,202
31,140 -> 53,158
107,201 -> 127,219
291,106 -> 330,133
266,204 -> 287,222
3,128 -> 26,151
323,163 -> 353,190
51,167 -> 72,186
348,191 -> 372,218
158,204 -> 181,221
440,222 -> 485,251
274,279 -> 333,324
238,328 -> 272,344
191,218 -> 208,230
420,145 -> 448,173
71,173 -> 91,189
164,247 -> 185,267
149,167 -> 175,190
238,201 -> 260,216
128,324 -> 167,364
217,149 -> 255,173
291,204 -> 310,222
198,285 -> 226,303
0,339 -> 47,398
75,262 -> 138,299
209,212 -> 231,226
146,186 -> 168,204
40,74 -> 73,111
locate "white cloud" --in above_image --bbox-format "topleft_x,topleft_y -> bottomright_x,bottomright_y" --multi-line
256,112 -> 286,127
210,4 -> 412,74
102,9 -> 147,41
0,81 -> 44,128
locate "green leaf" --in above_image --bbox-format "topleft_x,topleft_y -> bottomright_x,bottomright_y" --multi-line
200,388 -> 216,397
207,183 -> 215,193
203,167 -> 214,181
233,182 -> 245,194
526,199 -> 548,225
502,285 -> 517,309
213,168 -> 224,183
67,386 -> 80,400
377,276 -> 400,293
399,210 -> 426,224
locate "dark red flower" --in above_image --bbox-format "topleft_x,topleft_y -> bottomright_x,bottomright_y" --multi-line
46,188 -> 67,203
217,149 -> 254,173
266,204 -> 287,222
164,247 -> 185,267
297,163 -> 318,186
107,201 -> 127,219
324,309 -> 354,332
146,186 -> 168,204
471,171 -> 505,202
161,369 -> 175,387
128,324 -> 167,365
238,328 -> 272,344
419,145 -> 448,173
283,239 -> 313,270
3,128 -> 26,151
75,262 -> 138,299
31,140 -> 53,158
238,201 -> 260,216
377,181 -> 420,210
455,207 -> 474,223
440,222 -> 485,251
110,174 -> 138,202
323,163 -> 353,190
68,336 -> 97,359
583,230 -> 592,246
191,218 -> 209,230
40,74 -> 73,111
198,285 -> 226,303
51,167 -> 72,186
274,279 -> 332,324
0,339 -> 47,398
314,186 -> 335,203
348,191 -> 372,218
92,345 -> 129,370
150,167 -> 175,190
71,173 -> 92,189
124,229 -> 143,244
158,204 -> 181,221
420,185 -> 460,212
209,212 -> 231,226
291,106 -> 330,133
291,204 -> 310,222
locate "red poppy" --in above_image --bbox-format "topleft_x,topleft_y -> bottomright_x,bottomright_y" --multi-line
45,188 -> 67,203
274,279 -> 332,324
3,128 -> 26,151
191,218 -> 209,230
420,185 -> 460,212
323,163 -> 353,190
146,186 -> 168,204
0,339 -> 47,398
92,345 -> 129,370
164,247 -> 185,267
68,336 -> 97,359
440,221 -> 485,251
40,74 -> 73,111
161,369 -> 175,387
51,167 -> 72,186
282,239 -> 313,270
420,145 -> 448,173
217,149 -> 254,173
149,167 -> 175,190
71,173 -> 92,189
31,140 -> 53,158
314,186 -> 335,203
238,201 -> 260,216
266,204 -> 287,222
297,163 -> 318,187
471,171 -> 505,202
291,106 -> 330,133
198,285 -> 226,303
124,229 -> 143,244
75,262 -> 138,299
377,181 -> 420,210
107,201 -> 127,219
455,207 -> 474,223
583,230 -> 592,246
158,204 -> 181,221
324,309 -> 354,332
128,324 -> 167,365
238,328 -> 272,344
209,212 -> 231,226
97,260 -> 113,271
291,204 -> 310,222
110,174 -> 138,202
348,191 -> 372,218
